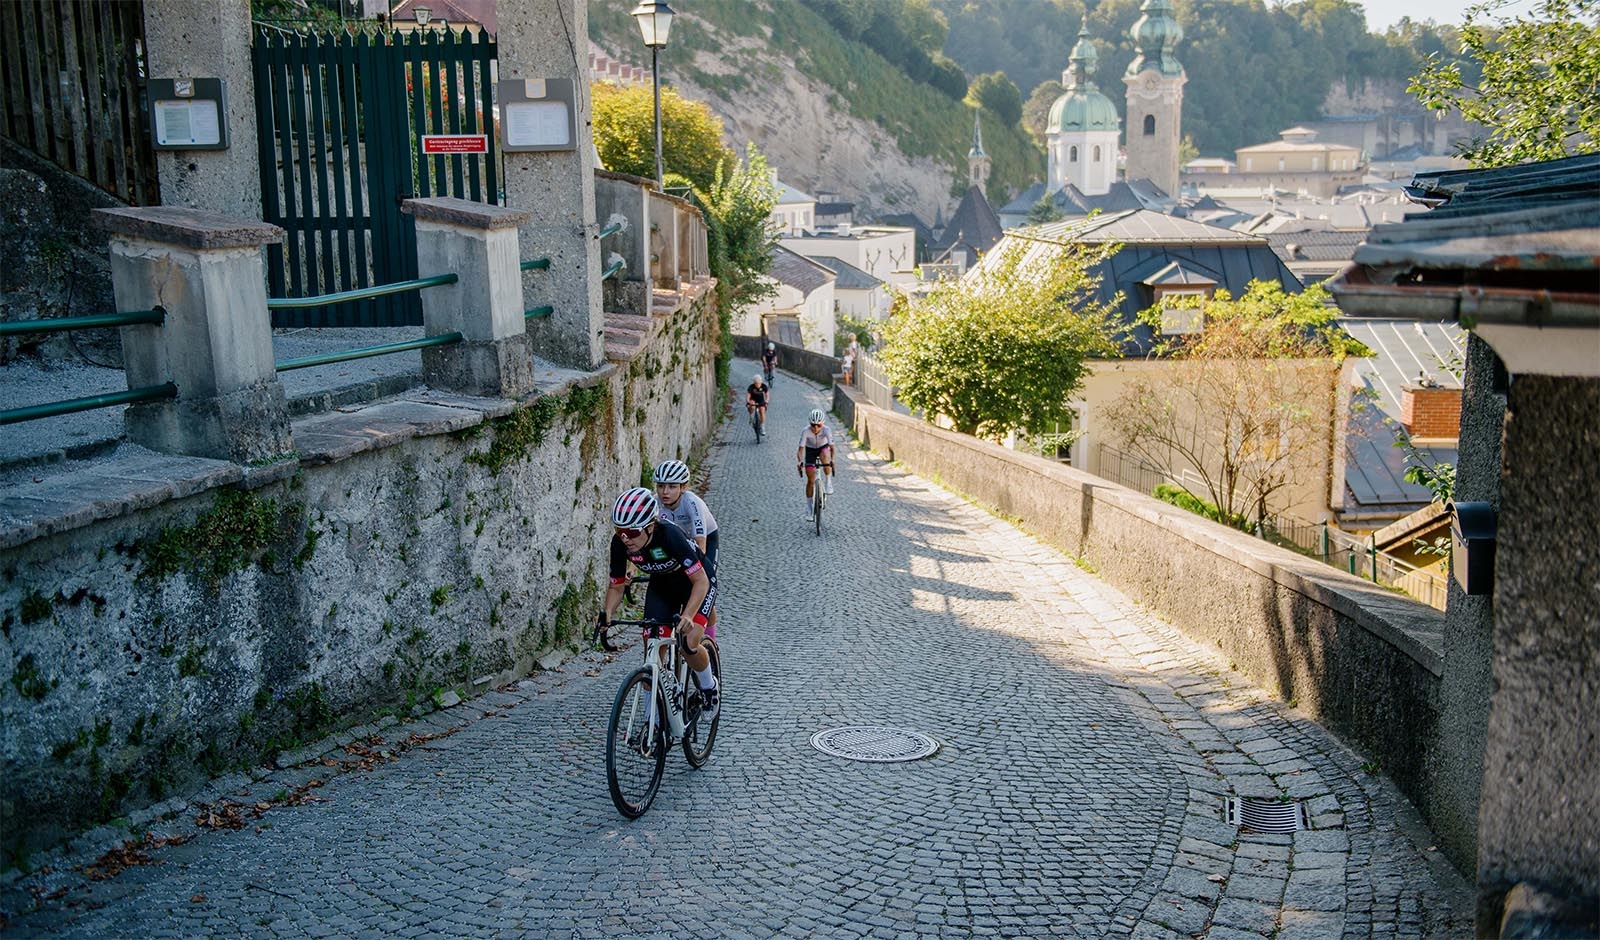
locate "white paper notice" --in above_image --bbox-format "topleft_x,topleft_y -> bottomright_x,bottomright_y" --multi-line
154,99 -> 222,147
504,101 -> 571,148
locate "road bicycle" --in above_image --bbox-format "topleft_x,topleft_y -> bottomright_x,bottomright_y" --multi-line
603,617 -> 721,818
763,363 -> 775,387
750,406 -> 765,442
812,481 -> 827,536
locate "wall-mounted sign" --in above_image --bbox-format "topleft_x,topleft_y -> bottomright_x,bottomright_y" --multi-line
421,134 -> 489,155
147,78 -> 229,150
498,78 -> 577,153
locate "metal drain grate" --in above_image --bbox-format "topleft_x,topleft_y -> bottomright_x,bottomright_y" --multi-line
1225,796 -> 1311,833
811,726 -> 941,763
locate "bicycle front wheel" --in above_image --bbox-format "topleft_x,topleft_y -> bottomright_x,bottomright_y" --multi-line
606,668 -> 666,818
814,489 -> 824,536
682,640 -> 722,768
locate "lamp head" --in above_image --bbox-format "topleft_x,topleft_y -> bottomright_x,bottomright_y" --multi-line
629,0 -> 676,48
413,5 -> 431,26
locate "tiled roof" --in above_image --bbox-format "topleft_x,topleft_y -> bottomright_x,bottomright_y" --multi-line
932,186 -> 1004,255
773,180 -> 815,205
1023,209 -> 1265,245
809,255 -> 882,291
766,245 -> 835,295
1265,230 -> 1368,264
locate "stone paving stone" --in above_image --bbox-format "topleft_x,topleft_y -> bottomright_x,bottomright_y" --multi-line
0,361 -> 1471,938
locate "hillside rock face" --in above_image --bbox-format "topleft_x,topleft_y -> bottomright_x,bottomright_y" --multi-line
594,35 -> 956,223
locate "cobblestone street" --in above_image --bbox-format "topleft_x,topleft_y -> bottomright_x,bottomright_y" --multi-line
2,362 -> 1471,938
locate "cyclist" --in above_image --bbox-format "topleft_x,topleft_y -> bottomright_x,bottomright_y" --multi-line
746,374 -> 770,432
653,459 -> 719,593
796,408 -> 835,520
601,488 -> 718,719
761,342 -> 779,385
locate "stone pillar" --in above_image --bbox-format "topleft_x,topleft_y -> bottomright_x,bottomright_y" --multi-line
402,197 -> 535,398
496,0 -> 605,371
93,207 -> 292,463
140,0 -> 262,218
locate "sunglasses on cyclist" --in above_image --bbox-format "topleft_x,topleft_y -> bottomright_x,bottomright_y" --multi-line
615,525 -> 650,539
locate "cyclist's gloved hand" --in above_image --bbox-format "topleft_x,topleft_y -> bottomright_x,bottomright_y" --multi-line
796,464 -> 804,477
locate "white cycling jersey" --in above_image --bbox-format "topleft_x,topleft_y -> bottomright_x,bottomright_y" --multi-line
660,490 -> 718,539
799,425 -> 833,450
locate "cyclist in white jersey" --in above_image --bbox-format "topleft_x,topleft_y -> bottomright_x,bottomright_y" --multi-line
654,459 -> 720,633
796,408 -> 835,520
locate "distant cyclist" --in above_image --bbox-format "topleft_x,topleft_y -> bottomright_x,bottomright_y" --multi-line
601,488 -> 718,718
761,342 -> 779,385
796,408 -> 835,521
746,374 -> 770,431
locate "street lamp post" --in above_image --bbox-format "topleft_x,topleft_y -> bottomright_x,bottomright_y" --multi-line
629,1 -> 676,187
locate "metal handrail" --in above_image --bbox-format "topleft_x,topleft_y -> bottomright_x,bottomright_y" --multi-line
0,383 -> 177,426
525,305 -> 554,320
266,273 -> 459,310
520,258 -> 551,272
597,220 -> 624,241
274,332 -> 463,372
0,308 -> 165,337
601,258 -> 626,281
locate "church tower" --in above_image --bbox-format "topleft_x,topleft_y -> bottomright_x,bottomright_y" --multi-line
1122,0 -> 1186,196
1045,26 -> 1120,196
968,110 -> 991,190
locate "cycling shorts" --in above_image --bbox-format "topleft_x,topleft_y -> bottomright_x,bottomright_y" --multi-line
803,445 -> 833,467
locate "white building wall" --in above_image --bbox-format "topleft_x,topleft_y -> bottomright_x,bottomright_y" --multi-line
797,282 -> 837,354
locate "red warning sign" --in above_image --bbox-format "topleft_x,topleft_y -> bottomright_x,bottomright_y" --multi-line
420,134 -> 489,155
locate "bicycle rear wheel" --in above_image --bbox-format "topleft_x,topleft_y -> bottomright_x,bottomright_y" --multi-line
606,668 -> 666,818
682,640 -> 722,768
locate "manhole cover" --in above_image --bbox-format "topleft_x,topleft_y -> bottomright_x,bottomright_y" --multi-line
811,726 -> 941,763
1225,796 -> 1311,833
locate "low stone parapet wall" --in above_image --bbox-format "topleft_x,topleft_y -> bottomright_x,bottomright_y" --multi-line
0,286 -> 720,866
833,384 -> 1456,844
732,335 -> 841,387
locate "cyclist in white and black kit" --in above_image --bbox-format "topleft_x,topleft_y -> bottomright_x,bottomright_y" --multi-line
746,375 -> 770,429
600,488 -> 718,717
653,459 -> 718,580
797,408 -> 835,520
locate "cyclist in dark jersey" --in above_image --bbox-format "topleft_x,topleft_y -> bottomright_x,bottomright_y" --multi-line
746,374 -> 769,427
761,343 -> 779,383
600,488 -> 718,715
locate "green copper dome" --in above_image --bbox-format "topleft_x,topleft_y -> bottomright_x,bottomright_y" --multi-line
1048,26 -> 1119,134
1127,0 -> 1185,78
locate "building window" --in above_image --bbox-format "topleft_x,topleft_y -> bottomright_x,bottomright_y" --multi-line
1245,158 -> 1254,171
1156,289 -> 1207,334
1278,158 -> 1286,171
1070,146 -> 1078,162
1312,156 -> 1320,170
1143,114 -> 1155,136
1093,145 -> 1101,161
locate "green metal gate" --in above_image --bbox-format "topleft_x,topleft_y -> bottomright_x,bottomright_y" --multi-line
252,27 -> 499,327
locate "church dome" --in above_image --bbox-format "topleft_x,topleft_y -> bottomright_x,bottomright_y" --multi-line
1049,25 -> 1119,134
1047,89 -> 1120,134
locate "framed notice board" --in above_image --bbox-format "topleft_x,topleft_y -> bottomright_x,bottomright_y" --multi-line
147,78 -> 230,150
498,78 -> 577,153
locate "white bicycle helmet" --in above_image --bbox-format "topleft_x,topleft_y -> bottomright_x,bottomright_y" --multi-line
611,487 -> 659,528
808,409 -> 826,425
751,374 -> 764,386
653,459 -> 690,485
767,342 -> 775,350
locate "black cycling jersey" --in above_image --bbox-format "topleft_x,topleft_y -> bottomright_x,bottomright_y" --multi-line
609,521 -> 716,623
761,350 -> 778,369
747,382 -> 769,406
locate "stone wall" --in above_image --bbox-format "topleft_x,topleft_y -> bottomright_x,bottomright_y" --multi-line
733,335 -> 841,387
0,290 -> 721,866
834,385 -> 1469,870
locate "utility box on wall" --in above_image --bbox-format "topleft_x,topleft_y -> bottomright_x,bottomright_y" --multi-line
1448,501 -> 1497,595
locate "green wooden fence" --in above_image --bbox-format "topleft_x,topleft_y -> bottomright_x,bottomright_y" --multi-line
252,27 -> 499,328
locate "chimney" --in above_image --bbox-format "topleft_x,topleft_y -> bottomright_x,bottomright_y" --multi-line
1400,382 -> 1462,441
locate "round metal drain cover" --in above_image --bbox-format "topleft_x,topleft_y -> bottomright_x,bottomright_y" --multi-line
811,726 -> 941,763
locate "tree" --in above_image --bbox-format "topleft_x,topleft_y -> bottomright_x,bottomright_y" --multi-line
877,240 -> 1123,439
1022,80 -> 1064,147
967,71 -> 1024,127
691,144 -> 780,387
1026,196 -> 1064,224
1409,0 -> 1600,167
590,83 -> 735,191
1103,282 -> 1370,529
